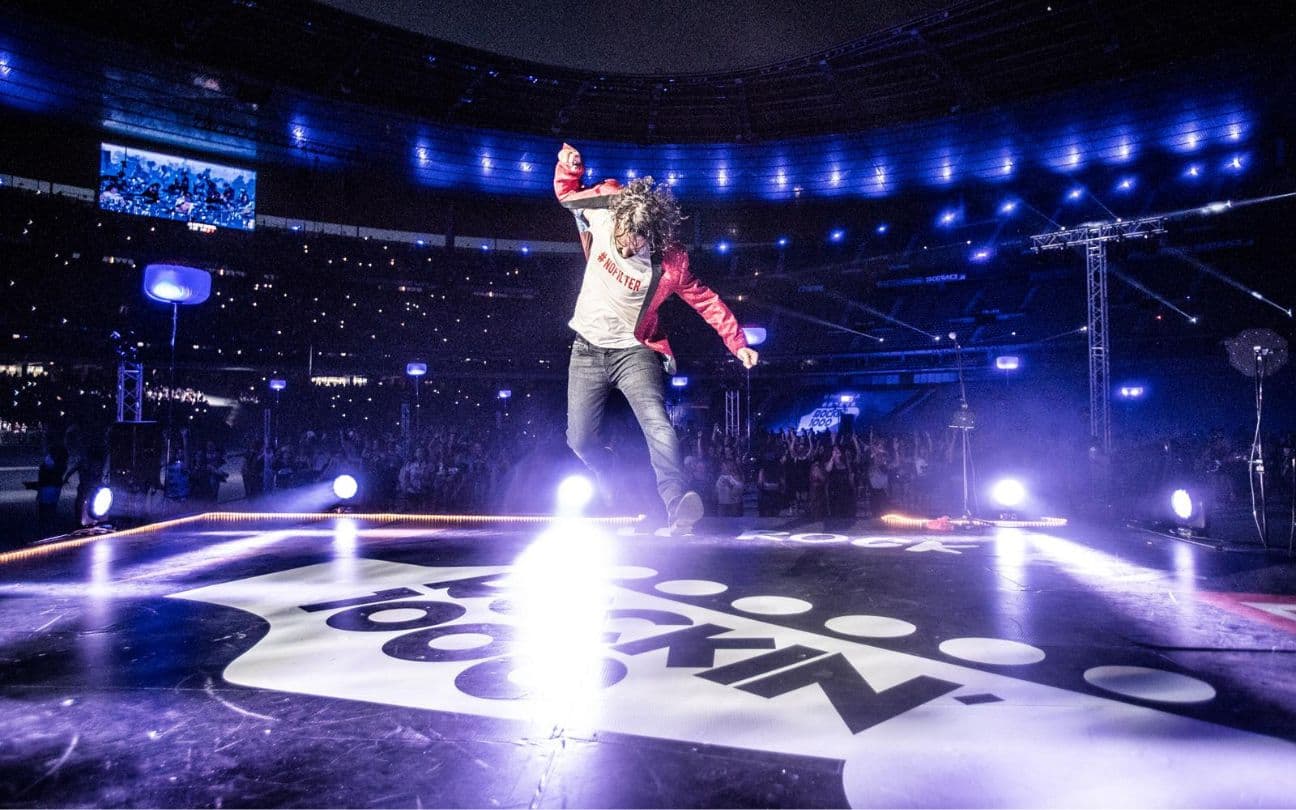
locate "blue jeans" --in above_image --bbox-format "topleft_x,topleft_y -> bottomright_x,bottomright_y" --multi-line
567,335 -> 686,511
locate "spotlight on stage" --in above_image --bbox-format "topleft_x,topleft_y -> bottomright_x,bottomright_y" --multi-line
90,486 -> 114,520
332,474 -> 358,501
991,478 -> 1027,508
1169,488 -> 1207,531
557,475 -> 595,513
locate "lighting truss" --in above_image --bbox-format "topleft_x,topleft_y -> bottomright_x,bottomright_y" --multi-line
116,360 -> 145,423
1030,216 -> 1166,454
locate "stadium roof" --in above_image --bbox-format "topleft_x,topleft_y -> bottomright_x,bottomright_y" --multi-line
6,0 -> 1293,144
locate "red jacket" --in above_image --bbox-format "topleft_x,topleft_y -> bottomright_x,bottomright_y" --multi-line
554,144 -> 748,374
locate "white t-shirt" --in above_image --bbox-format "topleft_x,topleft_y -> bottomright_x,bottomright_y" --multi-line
568,208 -> 652,349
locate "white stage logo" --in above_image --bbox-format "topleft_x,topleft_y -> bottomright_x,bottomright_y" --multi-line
172,558 -> 1296,807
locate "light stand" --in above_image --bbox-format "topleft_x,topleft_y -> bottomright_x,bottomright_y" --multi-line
167,302 -> 178,432
1288,452 -> 1295,556
406,362 -> 427,445
143,264 -> 211,490
266,379 -> 286,493
1252,349 -> 1270,548
948,333 -> 976,519
1224,328 -> 1289,551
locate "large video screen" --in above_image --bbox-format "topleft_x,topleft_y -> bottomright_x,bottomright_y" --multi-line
98,143 -> 257,231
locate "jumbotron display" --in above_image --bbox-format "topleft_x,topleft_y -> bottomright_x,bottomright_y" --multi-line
97,143 -> 257,231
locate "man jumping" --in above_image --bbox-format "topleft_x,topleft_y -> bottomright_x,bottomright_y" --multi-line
554,143 -> 758,533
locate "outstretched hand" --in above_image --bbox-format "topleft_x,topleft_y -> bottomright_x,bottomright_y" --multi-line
736,347 -> 759,369
558,144 -> 582,172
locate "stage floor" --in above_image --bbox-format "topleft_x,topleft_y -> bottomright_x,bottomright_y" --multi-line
1,513 -> 1295,808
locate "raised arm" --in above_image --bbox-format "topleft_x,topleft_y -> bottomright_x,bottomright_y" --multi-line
554,143 -> 624,260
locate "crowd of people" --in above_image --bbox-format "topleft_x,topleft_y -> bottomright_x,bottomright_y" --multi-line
10,363 -> 1296,535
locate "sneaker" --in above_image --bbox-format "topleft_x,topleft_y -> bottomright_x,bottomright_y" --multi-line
668,490 -> 704,535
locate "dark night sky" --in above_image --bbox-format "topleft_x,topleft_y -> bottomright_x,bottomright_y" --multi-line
314,0 -> 952,75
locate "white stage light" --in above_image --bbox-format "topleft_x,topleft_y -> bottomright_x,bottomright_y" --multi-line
557,475 -> 594,512
90,487 -> 114,519
991,478 -> 1027,508
1171,489 -> 1194,521
332,474 -> 358,500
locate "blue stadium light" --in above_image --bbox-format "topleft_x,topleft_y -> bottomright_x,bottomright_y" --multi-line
670,376 -> 689,388
480,244 -> 490,251
269,378 -> 287,391
1066,186 -> 1085,201
869,165 -> 890,197
415,145 -> 431,166
741,326 -> 767,346
716,240 -> 730,254
143,264 -> 211,305
999,200 -> 1018,215
970,248 -> 993,263
498,389 -> 512,400
839,394 -> 856,405
90,486 -> 114,519
1184,163 -> 1203,179
1117,385 -> 1146,399
0,52 -> 10,78
1224,154 -> 1245,172
1167,119 -> 1205,154
1092,127 -> 1138,165
995,355 -> 1021,371
1042,136 -> 1087,172
875,223 -> 889,234
1002,157 -> 1015,177
776,236 -> 790,248
405,362 -> 427,377
717,167 -> 729,187
332,474 -> 358,501
1116,176 -> 1136,192
520,245 -> 530,254
291,124 -> 306,145
937,209 -> 960,227
829,228 -> 845,243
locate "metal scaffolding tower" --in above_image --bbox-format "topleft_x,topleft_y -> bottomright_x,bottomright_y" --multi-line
724,389 -> 741,438
1031,216 -> 1166,453
1085,242 -> 1111,453
116,360 -> 145,423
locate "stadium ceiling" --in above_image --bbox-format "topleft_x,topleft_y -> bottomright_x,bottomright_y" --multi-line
4,0 -> 1295,145
311,0 -> 955,77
